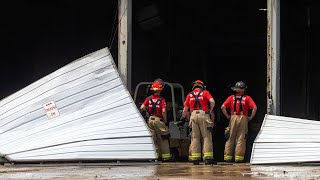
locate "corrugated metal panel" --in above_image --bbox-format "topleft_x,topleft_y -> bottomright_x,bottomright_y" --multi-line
0,48 -> 156,162
251,114 -> 320,164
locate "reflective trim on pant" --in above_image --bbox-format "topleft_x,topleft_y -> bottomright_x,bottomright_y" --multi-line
203,152 -> 214,159
189,153 -> 201,161
162,153 -> 171,160
235,155 -> 244,162
189,110 -> 213,162
148,116 -> 171,158
224,115 -> 248,160
224,154 -> 233,161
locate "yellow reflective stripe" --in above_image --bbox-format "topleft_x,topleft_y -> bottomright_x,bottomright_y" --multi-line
235,156 -> 244,161
224,155 -> 233,160
203,152 -> 214,158
189,156 -> 200,160
162,153 -> 171,159
189,153 -> 201,160
191,153 -> 201,157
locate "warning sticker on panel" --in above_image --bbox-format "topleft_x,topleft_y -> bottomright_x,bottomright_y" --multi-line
43,101 -> 60,119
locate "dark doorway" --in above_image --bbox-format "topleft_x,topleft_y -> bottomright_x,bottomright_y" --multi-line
280,0 -> 320,120
132,0 -> 267,161
1,0 -> 267,162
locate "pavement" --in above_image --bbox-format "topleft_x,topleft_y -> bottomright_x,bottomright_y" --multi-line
1,162 -> 320,179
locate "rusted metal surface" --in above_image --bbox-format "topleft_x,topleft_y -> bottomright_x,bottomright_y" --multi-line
2,162 -> 320,179
266,0 -> 280,115
267,0 -> 271,114
118,0 -> 132,90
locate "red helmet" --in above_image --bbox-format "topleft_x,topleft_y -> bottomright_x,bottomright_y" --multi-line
150,78 -> 164,91
192,80 -> 205,90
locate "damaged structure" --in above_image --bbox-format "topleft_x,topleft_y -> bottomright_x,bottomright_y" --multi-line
0,48 -> 156,163
251,115 -> 320,164
1,0 -> 319,164
250,0 -> 320,164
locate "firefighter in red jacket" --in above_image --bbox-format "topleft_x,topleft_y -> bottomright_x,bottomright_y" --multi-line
140,79 -> 172,161
181,80 -> 216,165
221,81 -> 257,162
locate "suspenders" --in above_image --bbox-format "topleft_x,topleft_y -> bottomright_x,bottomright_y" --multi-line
233,95 -> 244,115
191,89 -> 204,110
148,96 -> 162,116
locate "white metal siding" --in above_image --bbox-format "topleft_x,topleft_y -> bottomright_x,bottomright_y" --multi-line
0,48 -> 156,162
251,114 -> 320,164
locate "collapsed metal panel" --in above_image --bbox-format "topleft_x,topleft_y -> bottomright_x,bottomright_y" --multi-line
251,115 -> 320,164
0,48 -> 156,162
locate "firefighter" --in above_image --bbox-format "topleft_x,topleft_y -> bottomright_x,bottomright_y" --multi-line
221,81 -> 257,163
140,79 -> 172,161
180,80 -> 216,165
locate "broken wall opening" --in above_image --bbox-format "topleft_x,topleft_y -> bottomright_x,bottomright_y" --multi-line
132,0 -> 267,161
2,0 -> 268,162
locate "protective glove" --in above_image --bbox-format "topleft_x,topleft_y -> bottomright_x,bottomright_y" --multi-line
177,117 -> 187,127
139,109 -> 149,122
224,127 -> 230,140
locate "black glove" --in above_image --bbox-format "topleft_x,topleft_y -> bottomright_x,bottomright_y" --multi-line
224,127 -> 230,140
139,109 -> 148,122
177,117 -> 187,127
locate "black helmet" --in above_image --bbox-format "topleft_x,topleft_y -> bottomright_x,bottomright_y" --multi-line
231,81 -> 247,92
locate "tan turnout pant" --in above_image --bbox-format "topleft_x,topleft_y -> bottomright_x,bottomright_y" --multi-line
148,116 -> 171,160
224,114 -> 248,162
189,110 -> 214,161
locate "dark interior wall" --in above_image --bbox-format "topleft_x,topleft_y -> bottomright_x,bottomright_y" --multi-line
281,0 -> 320,120
1,0 -> 118,99
133,0 -> 267,109
132,0 -> 267,161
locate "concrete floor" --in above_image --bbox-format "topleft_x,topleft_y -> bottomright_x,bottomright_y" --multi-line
1,162 -> 320,179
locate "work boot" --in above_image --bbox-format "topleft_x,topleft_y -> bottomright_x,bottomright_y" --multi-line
204,159 -> 217,165
192,160 -> 200,165
235,160 -> 244,163
162,158 -> 175,162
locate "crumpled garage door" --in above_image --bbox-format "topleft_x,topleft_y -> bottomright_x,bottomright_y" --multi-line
251,114 -> 320,164
0,48 -> 156,163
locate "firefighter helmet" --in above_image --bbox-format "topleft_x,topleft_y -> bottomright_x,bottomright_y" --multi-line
192,80 -> 205,90
150,78 -> 164,91
231,81 -> 247,92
